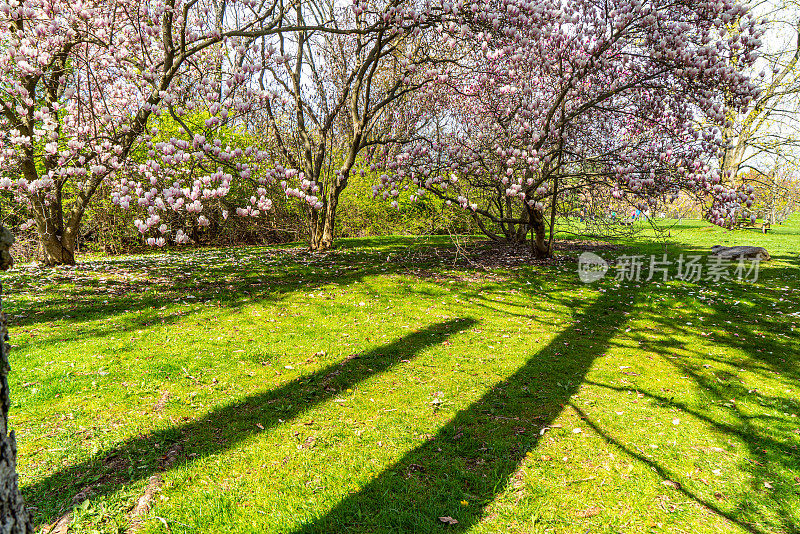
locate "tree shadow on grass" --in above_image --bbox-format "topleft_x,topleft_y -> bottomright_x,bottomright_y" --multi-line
7,240 -> 558,357
285,288 -> 636,533
582,348 -> 799,534
653,330 -> 798,533
287,274 -> 795,534
12,307 -> 191,353
4,245 -> 480,359
580,267 -> 800,534
571,403 -> 792,534
6,243 -> 493,333
6,248 -> 384,330
24,318 -> 476,527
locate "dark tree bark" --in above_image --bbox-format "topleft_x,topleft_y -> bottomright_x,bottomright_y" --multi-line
36,229 -> 76,267
0,227 -> 34,533
547,170 -> 559,256
528,207 -> 549,258
27,179 -> 80,266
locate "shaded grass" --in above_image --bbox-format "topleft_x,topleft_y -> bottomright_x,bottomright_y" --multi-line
4,217 -> 800,533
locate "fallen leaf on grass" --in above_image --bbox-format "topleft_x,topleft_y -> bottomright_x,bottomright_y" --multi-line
662,480 -> 681,490
438,516 -> 459,525
159,441 -> 183,470
153,390 -> 170,413
576,506 -> 602,518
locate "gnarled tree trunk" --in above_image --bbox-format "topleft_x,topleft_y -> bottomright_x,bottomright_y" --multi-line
529,207 -> 549,258
31,194 -> 80,267
0,227 -> 34,533
36,231 -> 76,267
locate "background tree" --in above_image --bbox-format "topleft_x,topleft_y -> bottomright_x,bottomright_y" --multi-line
0,0 -> 327,265
720,2 -> 800,180
714,1 -> 800,226
250,0 -> 446,250
740,165 -> 800,223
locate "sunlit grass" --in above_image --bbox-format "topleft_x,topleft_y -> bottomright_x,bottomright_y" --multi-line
6,218 -> 799,533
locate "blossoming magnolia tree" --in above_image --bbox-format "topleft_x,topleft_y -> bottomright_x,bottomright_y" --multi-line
373,0 -> 764,256
0,0 -> 347,265
248,0 -> 460,250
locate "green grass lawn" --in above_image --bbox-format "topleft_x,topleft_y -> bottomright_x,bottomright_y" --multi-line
5,218 -> 800,534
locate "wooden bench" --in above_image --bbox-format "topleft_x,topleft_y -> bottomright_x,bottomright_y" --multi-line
734,221 -> 771,233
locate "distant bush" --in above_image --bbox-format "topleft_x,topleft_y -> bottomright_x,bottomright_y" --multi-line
336,171 -> 474,238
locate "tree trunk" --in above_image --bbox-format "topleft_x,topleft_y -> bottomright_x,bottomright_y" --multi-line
505,197 -> 516,240
309,174 -> 347,252
37,232 -> 75,267
514,208 -> 529,243
318,194 -> 338,251
471,213 -> 503,242
529,208 -> 549,259
309,209 -> 323,251
0,227 -> 34,534
33,197 -> 79,266
547,171 -> 559,256
769,186 -> 777,225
